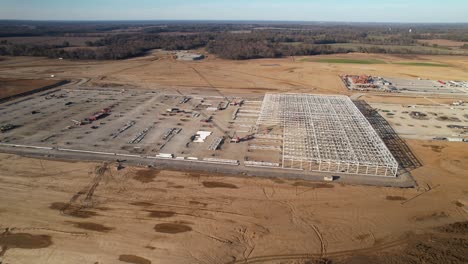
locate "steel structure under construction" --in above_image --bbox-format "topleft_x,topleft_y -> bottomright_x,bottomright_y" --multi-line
256,93 -> 398,177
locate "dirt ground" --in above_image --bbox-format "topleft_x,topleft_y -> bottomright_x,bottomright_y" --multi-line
0,139 -> 466,264
0,52 -> 467,263
1,52 -> 468,97
0,78 -> 60,100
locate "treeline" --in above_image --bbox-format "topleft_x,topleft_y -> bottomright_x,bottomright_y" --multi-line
0,34 -> 212,60
0,45 -> 148,60
206,35 -> 352,60
1,21 -> 468,60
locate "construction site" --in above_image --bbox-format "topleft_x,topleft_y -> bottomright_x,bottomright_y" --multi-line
342,74 -> 468,95
0,84 -> 410,186
0,51 -> 467,264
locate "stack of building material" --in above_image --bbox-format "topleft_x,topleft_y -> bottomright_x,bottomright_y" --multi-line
244,161 -> 280,167
156,153 -> 174,159
193,131 -> 212,143
202,158 -> 239,165
208,137 -> 224,150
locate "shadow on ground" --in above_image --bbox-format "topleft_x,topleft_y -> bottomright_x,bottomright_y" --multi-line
353,100 -> 422,171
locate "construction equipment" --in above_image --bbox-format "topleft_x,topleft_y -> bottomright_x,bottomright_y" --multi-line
201,116 -> 213,123
87,107 -> 111,122
176,89 -> 237,142
230,133 -> 255,143
230,100 -> 244,106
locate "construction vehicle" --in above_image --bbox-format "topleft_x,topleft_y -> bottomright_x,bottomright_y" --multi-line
87,108 -> 111,122
200,116 -> 213,123
230,133 -> 255,143
230,100 -> 244,106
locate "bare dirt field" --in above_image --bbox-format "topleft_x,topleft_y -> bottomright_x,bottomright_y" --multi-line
0,78 -> 61,100
0,52 -> 467,263
1,52 -> 468,97
0,139 -> 466,264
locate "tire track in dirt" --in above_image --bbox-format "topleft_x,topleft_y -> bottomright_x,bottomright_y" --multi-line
191,67 -> 216,89
229,235 -> 411,263
210,67 -> 337,93
237,227 -> 256,263
202,65 -> 264,88
98,61 -> 156,79
61,162 -> 110,217
285,201 -> 327,257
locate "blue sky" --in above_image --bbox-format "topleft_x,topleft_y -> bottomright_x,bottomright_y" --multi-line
1,0 -> 467,22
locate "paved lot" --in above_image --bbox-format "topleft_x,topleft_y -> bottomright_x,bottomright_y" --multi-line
0,85 -> 414,186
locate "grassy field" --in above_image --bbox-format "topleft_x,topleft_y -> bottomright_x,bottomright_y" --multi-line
328,43 -> 468,55
305,57 -> 452,67
305,58 -> 387,64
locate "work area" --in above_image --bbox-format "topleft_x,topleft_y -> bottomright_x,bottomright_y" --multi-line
342,75 -> 468,95
0,86 -> 415,185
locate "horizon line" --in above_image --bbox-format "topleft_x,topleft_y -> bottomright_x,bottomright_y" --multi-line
1,19 -> 468,25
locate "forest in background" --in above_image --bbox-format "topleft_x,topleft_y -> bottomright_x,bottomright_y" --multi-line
1,21 -> 468,60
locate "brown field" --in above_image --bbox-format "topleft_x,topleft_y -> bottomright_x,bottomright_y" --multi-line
0,52 -> 467,97
0,139 -> 466,263
0,78 -> 61,100
0,52 -> 467,263
419,39 -> 468,47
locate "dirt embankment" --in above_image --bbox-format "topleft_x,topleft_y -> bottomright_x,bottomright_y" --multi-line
0,78 -> 68,101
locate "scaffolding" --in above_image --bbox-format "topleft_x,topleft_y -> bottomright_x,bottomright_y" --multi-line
256,93 -> 398,177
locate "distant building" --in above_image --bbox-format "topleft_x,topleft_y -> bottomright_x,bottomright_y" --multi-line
176,52 -> 205,61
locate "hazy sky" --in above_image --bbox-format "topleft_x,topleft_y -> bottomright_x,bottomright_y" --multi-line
1,0 -> 467,23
